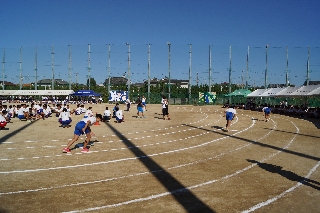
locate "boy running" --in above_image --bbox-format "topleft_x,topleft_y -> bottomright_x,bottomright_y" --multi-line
224,105 -> 236,132
262,105 -> 271,122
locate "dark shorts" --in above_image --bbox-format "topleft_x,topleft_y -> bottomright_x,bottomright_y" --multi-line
162,108 -> 168,116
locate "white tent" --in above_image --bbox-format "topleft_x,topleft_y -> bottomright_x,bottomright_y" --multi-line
246,89 -> 267,97
0,90 -> 17,95
259,88 -> 284,97
290,85 -> 320,96
274,86 -> 302,96
307,86 -> 320,96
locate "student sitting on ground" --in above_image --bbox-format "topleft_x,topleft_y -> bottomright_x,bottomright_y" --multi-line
103,107 -> 111,122
84,107 -> 93,118
17,104 -> 31,121
59,108 -> 72,128
0,112 -> 7,130
115,109 -> 124,123
113,103 -> 119,117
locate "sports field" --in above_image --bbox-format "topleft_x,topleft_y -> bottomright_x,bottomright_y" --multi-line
0,104 -> 319,213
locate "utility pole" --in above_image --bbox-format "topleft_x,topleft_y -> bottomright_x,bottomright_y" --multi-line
34,47 -> 38,90
306,46 -> 310,86
188,44 -> 192,103
246,46 -> 249,89
167,42 -> 171,99
87,44 -> 91,90
107,44 -> 112,95
19,47 -> 22,90
2,48 -> 5,90
286,46 -> 289,87
265,44 -> 269,89
229,46 -> 232,104
68,45 -> 72,90
209,45 -> 212,92
51,45 -> 55,90
147,44 -> 151,101
126,43 -> 131,98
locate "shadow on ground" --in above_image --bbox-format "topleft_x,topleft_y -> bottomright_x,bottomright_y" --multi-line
105,122 -> 215,213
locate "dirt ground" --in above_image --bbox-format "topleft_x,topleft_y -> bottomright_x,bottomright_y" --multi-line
0,104 -> 319,213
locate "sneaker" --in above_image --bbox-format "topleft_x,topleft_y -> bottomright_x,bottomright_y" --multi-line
163,118 -> 165,120
168,118 -> 171,120
81,148 -> 90,153
63,148 -> 71,153
137,116 -> 140,118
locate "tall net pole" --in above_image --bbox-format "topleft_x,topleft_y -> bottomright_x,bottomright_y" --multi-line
286,46 -> 289,87
265,45 -> 269,89
34,46 -> 38,90
147,44 -> 151,100
188,44 -> 192,103
246,46 -> 249,89
228,46 -> 232,104
167,42 -> 171,99
209,45 -> 212,93
2,48 -> 5,90
68,45 -> 72,90
107,44 -> 111,95
87,44 -> 91,90
306,46 -> 310,86
126,43 -> 131,98
51,45 -> 55,90
20,47 -> 23,90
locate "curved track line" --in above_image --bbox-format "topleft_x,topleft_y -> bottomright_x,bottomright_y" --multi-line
1,116 -> 265,195
61,119 -> 301,213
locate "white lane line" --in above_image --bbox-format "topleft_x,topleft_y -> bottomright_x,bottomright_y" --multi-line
0,117 -> 253,174
242,161 -> 320,213
62,120 -> 303,213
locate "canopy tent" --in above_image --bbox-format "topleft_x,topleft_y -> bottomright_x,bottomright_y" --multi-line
273,86 -> 302,96
259,88 -> 284,97
290,85 -> 320,96
307,86 -> 320,96
0,90 -> 17,95
225,89 -> 252,97
246,89 -> 267,97
70,90 -> 101,96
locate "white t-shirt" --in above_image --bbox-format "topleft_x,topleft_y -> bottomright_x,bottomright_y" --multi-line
116,110 -> 123,119
17,107 -> 25,116
60,111 -> 70,121
0,114 -> 6,122
225,108 -> 237,114
81,116 -> 96,125
104,110 -> 111,116
84,109 -> 93,117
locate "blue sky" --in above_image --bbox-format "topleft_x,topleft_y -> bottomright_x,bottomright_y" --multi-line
1,0 -> 319,87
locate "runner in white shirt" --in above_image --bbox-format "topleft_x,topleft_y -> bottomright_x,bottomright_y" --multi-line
224,105 -> 237,132
62,114 -> 102,153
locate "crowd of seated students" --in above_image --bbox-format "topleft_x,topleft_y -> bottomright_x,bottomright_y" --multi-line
0,95 -> 100,105
222,98 -> 320,120
270,105 -> 320,119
